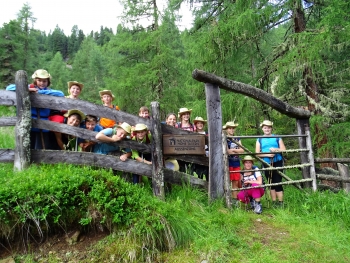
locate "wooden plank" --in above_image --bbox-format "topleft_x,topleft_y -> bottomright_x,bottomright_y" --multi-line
30,150 -> 207,188
166,155 -> 208,166
317,174 -> 350,183
0,90 -> 17,106
192,69 -> 311,119
305,126 -> 317,191
296,119 -> 312,188
150,101 -> 164,199
0,117 -> 16,126
222,131 -> 232,209
337,163 -> 350,193
163,134 -> 205,155
14,70 -> 31,171
32,119 -> 151,152
229,134 -> 307,139
29,94 -> 152,127
315,158 -> 350,163
0,149 -> 15,162
205,83 -> 224,200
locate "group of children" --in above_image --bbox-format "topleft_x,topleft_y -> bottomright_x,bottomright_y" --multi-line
7,69 -> 286,212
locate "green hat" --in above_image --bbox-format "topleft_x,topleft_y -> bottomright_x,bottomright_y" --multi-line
193,116 -> 207,124
99,90 -> 115,101
32,69 -> 51,79
64,109 -> 86,121
117,122 -> 131,134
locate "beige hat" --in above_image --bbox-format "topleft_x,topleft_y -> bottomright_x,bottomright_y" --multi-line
193,116 -> 207,124
165,159 -> 179,171
178,107 -> 192,118
223,121 -> 239,130
260,120 -> 273,127
64,109 -> 86,121
242,155 -> 254,163
99,90 -> 115,101
32,69 -> 51,79
117,122 -> 131,134
134,123 -> 148,132
67,81 -> 84,93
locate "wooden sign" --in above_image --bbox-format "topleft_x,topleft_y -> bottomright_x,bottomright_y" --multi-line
163,134 -> 205,155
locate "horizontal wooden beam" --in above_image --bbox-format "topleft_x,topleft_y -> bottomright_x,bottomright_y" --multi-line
0,90 -> 16,106
0,117 -> 16,126
192,69 -> 311,119
0,149 -> 15,162
315,158 -> 350,163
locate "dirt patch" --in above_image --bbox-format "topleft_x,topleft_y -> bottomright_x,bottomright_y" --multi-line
251,216 -> 290,245
0,230 -> 109,262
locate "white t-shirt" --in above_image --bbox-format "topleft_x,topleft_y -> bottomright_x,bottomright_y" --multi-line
242,166 -> 261,183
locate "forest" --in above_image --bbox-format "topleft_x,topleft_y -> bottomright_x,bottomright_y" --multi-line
0,0 -> 349,159
1,1 -> 350,261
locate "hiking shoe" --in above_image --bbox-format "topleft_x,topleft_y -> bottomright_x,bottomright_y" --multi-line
250,198 -> 256,210
254,203 -> 262,214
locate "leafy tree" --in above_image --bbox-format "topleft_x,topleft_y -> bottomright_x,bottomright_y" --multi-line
48,52 -> 71,92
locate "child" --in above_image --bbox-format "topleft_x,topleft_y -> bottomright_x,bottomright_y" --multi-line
237,155 -> 264,214
6,69 -> 64,149
193,116 -> 209,181
79,115 -> 103,152
66,81 -> 83,99
53,109 -> 86,151
223,121 -> 244,203
256,120 -> 286,207
139,106 -> 150,119
165,113 -> 177,127
94,122 -> 132,161
131,123 -> 152,184
99,90 -> 120,128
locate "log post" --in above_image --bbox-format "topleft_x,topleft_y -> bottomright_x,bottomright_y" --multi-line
14,70 -> 31,171
222,131 -> 232,209
296,119 -> 311,187
150,101 -> 165,200
337,163 -> 350,193
305,125 -> 317,191
205,83 -> 224,200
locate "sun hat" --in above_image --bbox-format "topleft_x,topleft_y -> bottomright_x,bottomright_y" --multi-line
63,109 -> 86,121
242,155 -> 254,163
260,120 -> 273,127
193,116 -> 207,124
178,107 -> 192,118
67,81 -> 84,93
222,121 -> 239,130
99,90 -> 115,101
134,123 -> 148,132
117,122 -> 132,134
32,69 -> 51,79
165,159 -> 180,171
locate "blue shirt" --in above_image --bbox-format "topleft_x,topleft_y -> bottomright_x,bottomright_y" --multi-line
93,128 -> 131,155
257,136 -> 283,163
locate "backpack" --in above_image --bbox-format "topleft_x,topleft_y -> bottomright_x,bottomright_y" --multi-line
241,165 -> 265,188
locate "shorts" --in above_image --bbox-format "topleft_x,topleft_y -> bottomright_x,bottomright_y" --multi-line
229,166 -> 241,181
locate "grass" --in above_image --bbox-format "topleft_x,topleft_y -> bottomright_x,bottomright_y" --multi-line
0,163 -> 349,262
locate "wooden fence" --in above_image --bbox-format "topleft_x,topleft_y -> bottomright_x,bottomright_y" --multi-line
1,70 -> 349,206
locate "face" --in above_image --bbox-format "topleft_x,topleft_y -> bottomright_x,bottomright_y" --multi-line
101,94 -> 112,105
136,130 -> 147,140
35,78 -> 49,89
69,85 -> 81,97
243,160 -> 253,170
166,114 -> 176,126
226,127 -> 235,136
67,115 -> 81,127
180,112 -> 190,121
116,128 -> 128,138
195,121 -> 204,130
85,121 -> 97,131
262,125 -> 272,135
139,110 -> 149,118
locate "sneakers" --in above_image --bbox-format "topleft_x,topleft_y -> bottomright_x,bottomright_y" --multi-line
254,202 -> 262,214
250,198 -> 256,210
